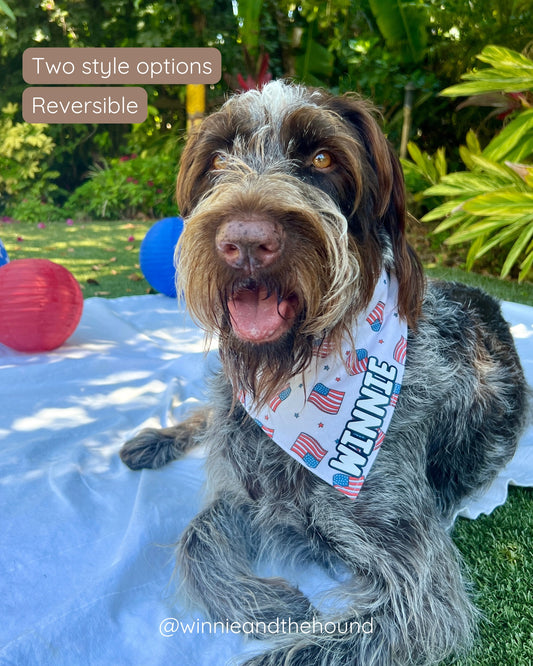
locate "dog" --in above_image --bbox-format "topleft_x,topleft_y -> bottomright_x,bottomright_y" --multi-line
120,81 -> 528,665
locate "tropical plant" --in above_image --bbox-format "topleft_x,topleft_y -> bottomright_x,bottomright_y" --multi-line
368,0 -> 429,64
401,142 -> 447,209
0,0 -> 14,21
441,45 -> 533,97
419,46 -> 533,281
237,0 -> 264,62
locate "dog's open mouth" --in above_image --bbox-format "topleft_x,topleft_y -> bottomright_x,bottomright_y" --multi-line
227,284 -> 297,344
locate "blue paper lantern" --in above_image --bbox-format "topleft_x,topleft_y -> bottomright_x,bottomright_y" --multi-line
0,238 -> 9,267
139,217 -> 184,298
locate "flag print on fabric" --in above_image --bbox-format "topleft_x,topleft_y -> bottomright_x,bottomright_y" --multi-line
374,429 -> 385,450
308,383 -> 345,414
269,385 -> 292,412
390,382 -> 402,407
366,301 -> 385,332
291,433 -> 327,469
254,419 -> 274,438
238,269 -> 407,501
393,335 -> 407,364
332,473 -> 365,499
345,348 -> 368,376
312,338 -> 335,358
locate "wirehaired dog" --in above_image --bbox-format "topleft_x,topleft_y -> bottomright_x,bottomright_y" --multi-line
120,81 -> 528,665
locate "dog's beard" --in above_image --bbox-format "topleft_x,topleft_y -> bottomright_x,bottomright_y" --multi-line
176,177 -> 369,406
219,311 -> 316,408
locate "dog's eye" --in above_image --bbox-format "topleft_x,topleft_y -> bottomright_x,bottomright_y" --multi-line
212,154 -> 227,170
312,151 -> 333,170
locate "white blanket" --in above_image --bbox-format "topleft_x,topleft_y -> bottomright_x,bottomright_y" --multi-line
1,295 -> 532,665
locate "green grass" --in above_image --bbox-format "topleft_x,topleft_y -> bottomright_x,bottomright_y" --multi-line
0,218 -> 154,299
1,217 -> 532,664
426,266 -> 533,306
450,487 -> 533,666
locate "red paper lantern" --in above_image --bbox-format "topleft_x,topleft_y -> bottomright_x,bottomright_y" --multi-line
0,259 -> 83,352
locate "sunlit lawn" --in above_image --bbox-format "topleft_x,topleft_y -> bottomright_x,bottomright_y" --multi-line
0,218 -> 154,299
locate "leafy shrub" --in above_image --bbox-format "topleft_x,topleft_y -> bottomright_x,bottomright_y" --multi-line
0,103 -> 60,210
65,151 -> 180,220
4,191 -> 65,223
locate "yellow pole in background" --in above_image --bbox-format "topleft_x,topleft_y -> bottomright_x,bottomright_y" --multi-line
400,82 -> 415,160
186,84 -> 205,134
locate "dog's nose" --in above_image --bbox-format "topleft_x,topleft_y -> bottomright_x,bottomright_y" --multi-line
216,219 -> 283,270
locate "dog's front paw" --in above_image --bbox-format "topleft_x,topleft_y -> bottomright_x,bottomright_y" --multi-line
120,411 -> 208,470
120,427 -> 184,470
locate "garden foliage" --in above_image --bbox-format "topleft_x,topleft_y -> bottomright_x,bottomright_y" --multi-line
1,2 -> 533,283
413,46 -> 533,281
65,153 -> 179,221
0,103 -> 59,202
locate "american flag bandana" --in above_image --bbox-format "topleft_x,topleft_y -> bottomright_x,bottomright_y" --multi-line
239,270 -> 408,500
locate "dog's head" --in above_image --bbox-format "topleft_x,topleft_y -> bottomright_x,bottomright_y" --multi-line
175,81 -> 424,402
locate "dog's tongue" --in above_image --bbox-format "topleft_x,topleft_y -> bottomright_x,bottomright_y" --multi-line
228,287 -> 294,343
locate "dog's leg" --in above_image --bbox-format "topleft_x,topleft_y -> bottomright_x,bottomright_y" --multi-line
177,495 -> 315,631
119,408 -> 210,470
243,524 -> 475,665
242,479 -> 477,665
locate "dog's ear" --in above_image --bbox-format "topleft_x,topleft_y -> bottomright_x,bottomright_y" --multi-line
176,125 -> 205,218
323,94 -> 425,329
176,109 -> 232,218
386,147 -> 425,329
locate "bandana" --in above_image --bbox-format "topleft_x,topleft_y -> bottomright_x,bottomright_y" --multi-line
238,270 -> 407,500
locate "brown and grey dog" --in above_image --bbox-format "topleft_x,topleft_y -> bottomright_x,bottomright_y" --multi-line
120,81 -> 528,665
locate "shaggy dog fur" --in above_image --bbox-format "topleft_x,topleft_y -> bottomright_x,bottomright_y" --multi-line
120,81 -> 528,665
